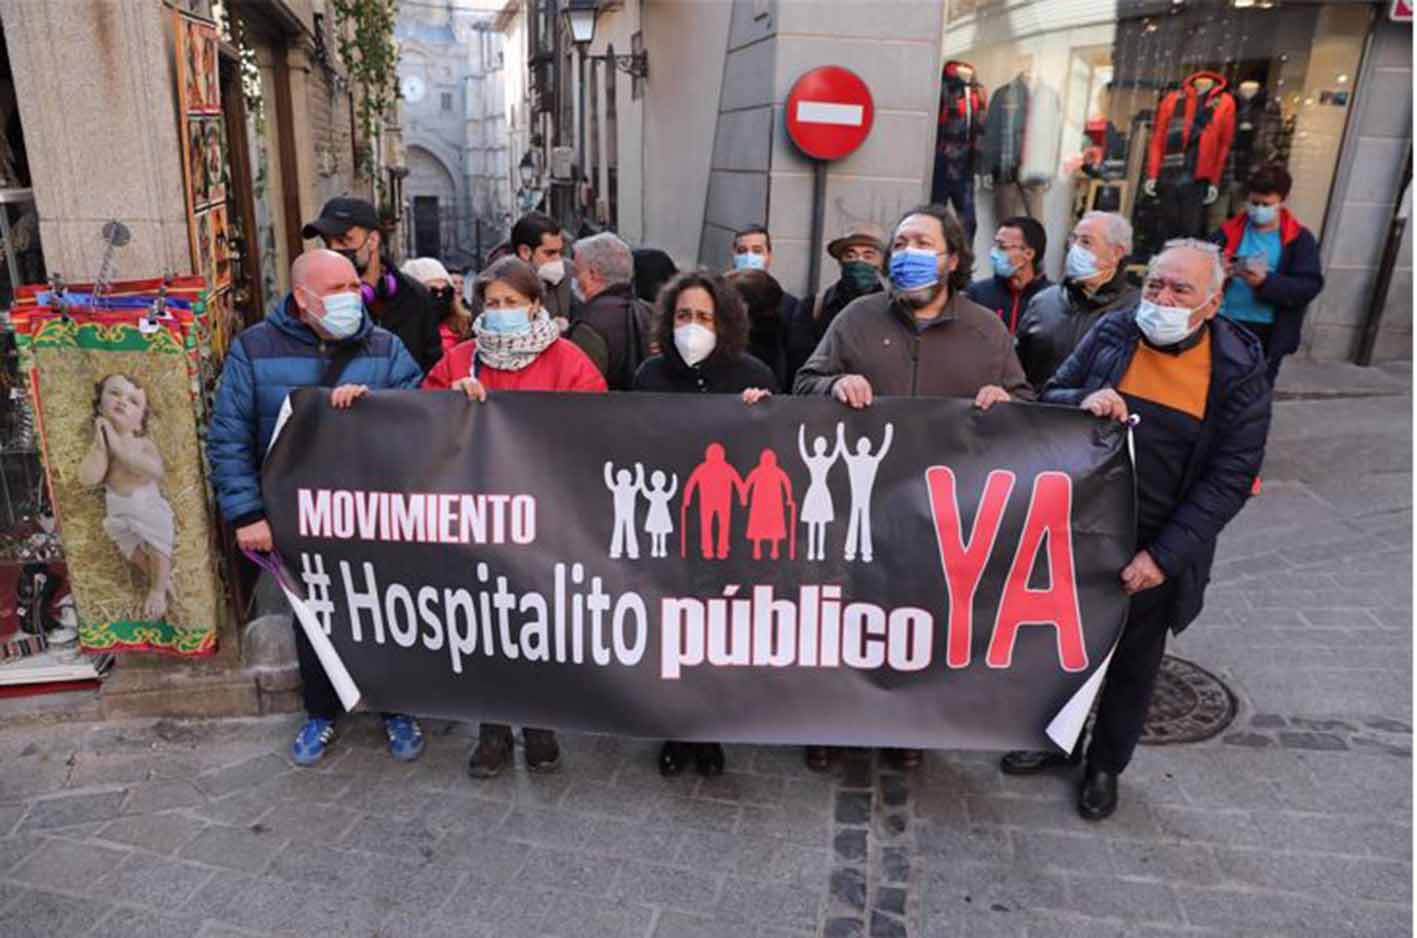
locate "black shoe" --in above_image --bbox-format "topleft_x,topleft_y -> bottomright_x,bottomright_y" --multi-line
883,748 -> 923,770
1078,764 -> 1119,821
659,740 -> 688,777
523,728 -> 561,773
695,742 -> 725,777
804,746 -> 834,773
999,749 -> 1082,776
468,723 -> 513,779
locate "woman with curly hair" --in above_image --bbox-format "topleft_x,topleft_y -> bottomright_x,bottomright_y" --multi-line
632,270 -> 778,397
632,270 -> 775,778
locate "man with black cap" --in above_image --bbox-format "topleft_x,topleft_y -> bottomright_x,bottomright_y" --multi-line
786,222 -> 887,382
302,196 -> 444,372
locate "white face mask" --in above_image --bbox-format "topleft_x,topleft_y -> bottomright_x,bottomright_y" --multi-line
674,323 -> 716,366
1135,295 -> 1212,347
537,259 -> 566,286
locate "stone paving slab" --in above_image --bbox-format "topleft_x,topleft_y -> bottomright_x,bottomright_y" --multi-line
0,395 -> 1409,937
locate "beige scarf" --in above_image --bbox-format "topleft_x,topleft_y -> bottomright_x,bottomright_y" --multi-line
473,312 -> 560,372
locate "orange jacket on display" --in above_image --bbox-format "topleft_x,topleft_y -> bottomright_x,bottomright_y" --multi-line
1146,70 -> 1237,185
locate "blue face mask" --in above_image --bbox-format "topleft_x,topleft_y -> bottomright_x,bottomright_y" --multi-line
1247,202 -> 1278,226
990,247 -> 1018,278
481,306 -> 533,334
1065,243 -> 1100,281
733,252 -> 767,271
313,290 -> 364,340
889,248 -> 941,291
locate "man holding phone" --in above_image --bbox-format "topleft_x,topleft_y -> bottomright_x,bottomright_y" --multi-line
1211,163 -> 1324,386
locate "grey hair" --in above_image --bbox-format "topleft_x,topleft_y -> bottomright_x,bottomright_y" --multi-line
1150,237 -> 1226,295
573,232 -> 634,286
1079,210 -> 1133,254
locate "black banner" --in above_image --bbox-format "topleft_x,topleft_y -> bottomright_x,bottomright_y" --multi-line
263,389 -> 1135,751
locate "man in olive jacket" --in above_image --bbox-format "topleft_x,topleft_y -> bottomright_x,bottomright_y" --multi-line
793,203 -> 1031,775
794,204 -> 1032,405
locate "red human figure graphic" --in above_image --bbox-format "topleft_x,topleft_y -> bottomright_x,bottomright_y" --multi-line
742,449 -> 797,561
680,443 -> 746,560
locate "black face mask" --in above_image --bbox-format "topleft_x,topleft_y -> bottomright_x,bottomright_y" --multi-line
333,233 -> 373,275
429,286 -> 455,315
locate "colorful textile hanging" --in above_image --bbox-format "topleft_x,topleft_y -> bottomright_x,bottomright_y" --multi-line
11,285 -> 223,656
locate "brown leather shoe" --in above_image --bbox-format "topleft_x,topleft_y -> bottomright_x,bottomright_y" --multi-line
523,727 -> 561,773
468,723 -> 513,779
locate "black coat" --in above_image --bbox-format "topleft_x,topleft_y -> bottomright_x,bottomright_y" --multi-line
373,264 -> 444,373
633,341 -> 779,395
964,273 -> 1051,335
574,283 -> 653,390
1015,269 -> 1138,388
1043,311 -> 1273,634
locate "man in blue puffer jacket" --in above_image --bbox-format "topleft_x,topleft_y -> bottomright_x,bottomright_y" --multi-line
209,249 -> 425,767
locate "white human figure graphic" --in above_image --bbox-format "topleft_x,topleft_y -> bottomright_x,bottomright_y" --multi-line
798,423 -> 846,562
841,422 -> 893,563
638,464 -> 679,558
604,461 -> 644,559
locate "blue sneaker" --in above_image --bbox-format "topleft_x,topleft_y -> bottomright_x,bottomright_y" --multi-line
291,717 -> 335,767
383,714 -> 425,762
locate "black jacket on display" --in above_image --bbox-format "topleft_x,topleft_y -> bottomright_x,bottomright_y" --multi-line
1043,312 -> 1272,634
1015,269 -> 1139,388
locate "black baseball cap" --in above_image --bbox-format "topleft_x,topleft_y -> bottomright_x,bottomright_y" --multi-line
301,196 -> 379,239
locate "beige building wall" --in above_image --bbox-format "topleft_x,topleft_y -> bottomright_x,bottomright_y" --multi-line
1,0 -> 191,282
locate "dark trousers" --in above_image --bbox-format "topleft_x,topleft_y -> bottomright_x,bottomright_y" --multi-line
292,617 -> 341,721
1228,319 -> 1284,387
931,162 -> 977,240
1085,584 -> 1174,775
291,617 -> 396,723
1158,179 -> 1209,239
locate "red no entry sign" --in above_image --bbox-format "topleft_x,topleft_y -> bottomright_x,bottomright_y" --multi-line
785,66 -> 875,162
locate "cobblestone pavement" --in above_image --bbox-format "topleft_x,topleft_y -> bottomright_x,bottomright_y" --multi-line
0,391 -> 1410,938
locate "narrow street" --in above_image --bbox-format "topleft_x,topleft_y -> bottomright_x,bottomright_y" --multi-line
0,365 -> 1409,938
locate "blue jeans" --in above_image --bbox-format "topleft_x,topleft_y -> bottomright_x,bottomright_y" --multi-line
930,161 -> 977,240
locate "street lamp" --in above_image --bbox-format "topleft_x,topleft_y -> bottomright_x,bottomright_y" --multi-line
562,0 -> 599,215
518,150 -> 539,189
564,0 -> 598,45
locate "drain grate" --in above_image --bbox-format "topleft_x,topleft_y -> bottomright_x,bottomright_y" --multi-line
1141,655 -> 1238,745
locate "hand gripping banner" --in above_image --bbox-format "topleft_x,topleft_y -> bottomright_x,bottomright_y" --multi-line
263,390 -> 1136,752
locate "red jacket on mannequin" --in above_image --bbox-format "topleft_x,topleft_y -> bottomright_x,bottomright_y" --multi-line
1146,70 -> 1237,185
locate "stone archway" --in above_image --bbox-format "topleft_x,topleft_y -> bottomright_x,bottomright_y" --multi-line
406,144 -> 458,260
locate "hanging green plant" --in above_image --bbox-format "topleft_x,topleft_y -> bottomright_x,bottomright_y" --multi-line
330,0 -> 400,179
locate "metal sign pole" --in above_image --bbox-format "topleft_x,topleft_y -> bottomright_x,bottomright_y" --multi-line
807,160 -> 827,301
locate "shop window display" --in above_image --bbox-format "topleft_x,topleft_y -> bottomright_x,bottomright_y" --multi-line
939,0 -> 1369,274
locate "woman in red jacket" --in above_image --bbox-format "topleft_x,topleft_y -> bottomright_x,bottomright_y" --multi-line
423,256 -> 607,398
423,256 -> 605,779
